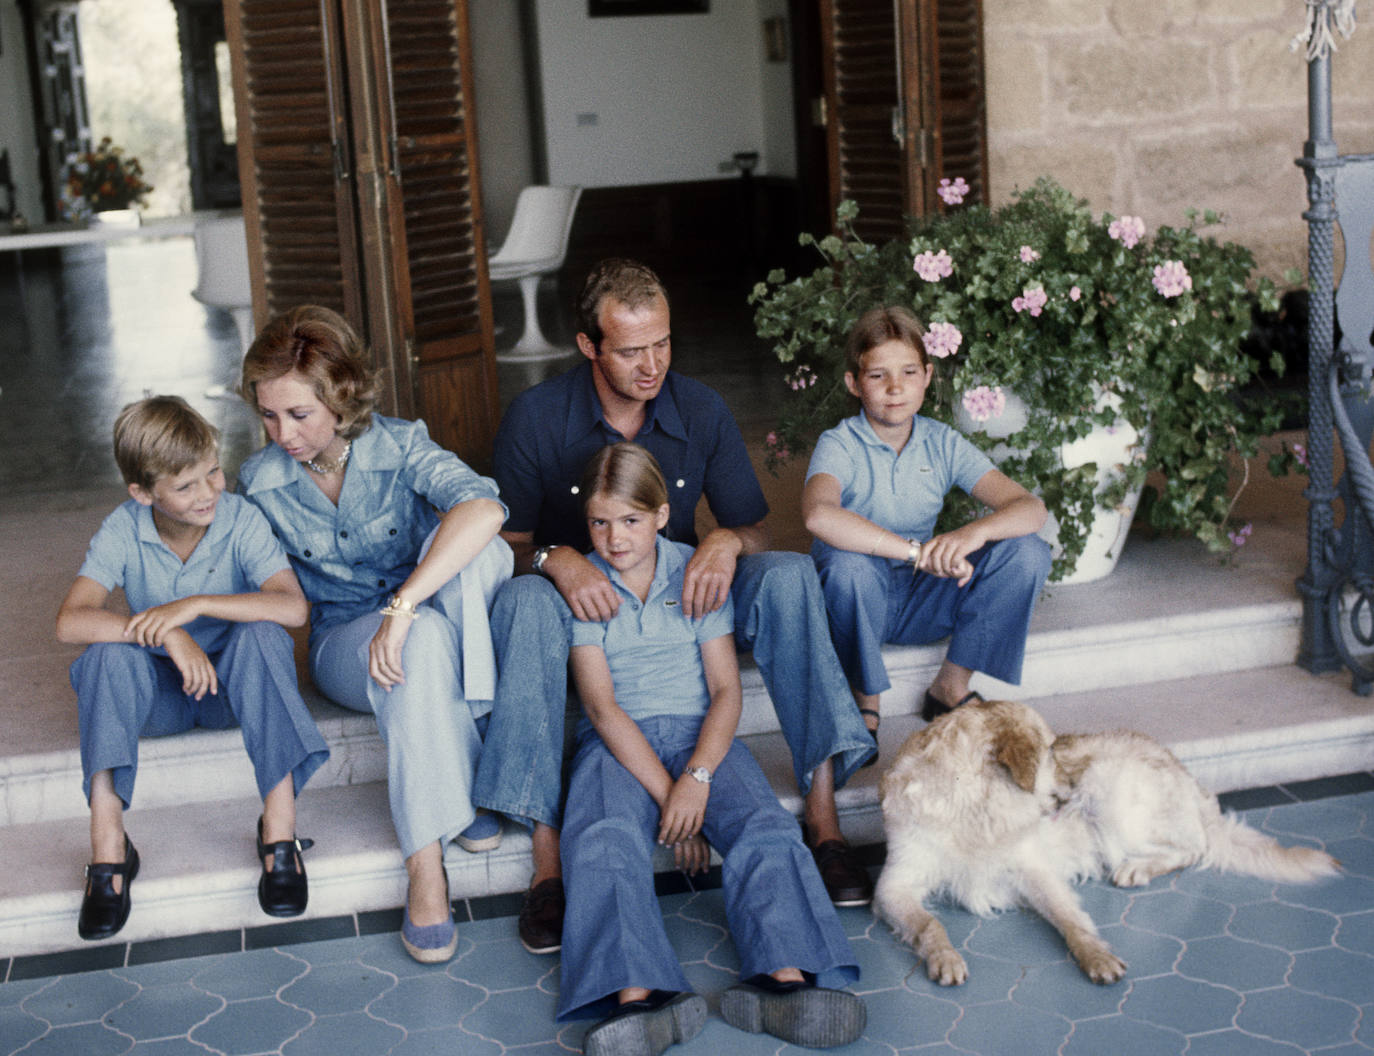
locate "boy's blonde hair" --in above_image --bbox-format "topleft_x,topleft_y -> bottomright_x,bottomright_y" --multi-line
579,442 -> 669,514
113,396 -> 220,491
844,305 -> 929,374
240,305 -> 380,440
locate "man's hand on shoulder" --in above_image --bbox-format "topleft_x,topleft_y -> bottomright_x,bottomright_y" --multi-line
681,528 -> 744,619
544,546 -> 621,622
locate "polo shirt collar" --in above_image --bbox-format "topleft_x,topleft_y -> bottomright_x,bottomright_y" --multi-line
564,362 -> 689,446
134,495 -> 230,557
849,411 -> 931,454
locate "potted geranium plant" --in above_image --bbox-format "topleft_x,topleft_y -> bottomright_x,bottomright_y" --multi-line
62,137 -> 153,221
750,177 -> 1287,582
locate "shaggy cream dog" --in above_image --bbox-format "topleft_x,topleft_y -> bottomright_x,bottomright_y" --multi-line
874,699 -> 1340,986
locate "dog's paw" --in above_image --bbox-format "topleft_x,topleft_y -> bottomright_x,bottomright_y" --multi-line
1110,862 -> 1154,887
1074,944 -> 1127,985
925,948 -> 968,987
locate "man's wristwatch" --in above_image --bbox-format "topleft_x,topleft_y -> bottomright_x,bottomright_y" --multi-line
531,544 -> 557,576
685,766 -> 712,785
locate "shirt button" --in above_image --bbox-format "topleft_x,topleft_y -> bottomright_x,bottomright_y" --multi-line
303,549 -> 312,557
570,485 -> 580,495
389,528 -> 397,535
340,530 -> 349,538
675,479 -> 685,488
377,579 -> 386,587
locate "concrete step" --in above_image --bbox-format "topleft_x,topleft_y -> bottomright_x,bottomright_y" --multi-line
3,661 -> 1370,959
0,592 -> 1301,827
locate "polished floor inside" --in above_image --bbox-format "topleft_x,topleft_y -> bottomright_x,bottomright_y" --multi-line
2,240 -> 1372,1054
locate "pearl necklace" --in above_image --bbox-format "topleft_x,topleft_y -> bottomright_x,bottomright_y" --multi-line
305,438 -> 352,476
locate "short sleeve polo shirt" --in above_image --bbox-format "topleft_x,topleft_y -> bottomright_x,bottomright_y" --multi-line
571,537 -> 735,721
77,492 -> 290,655
806,413 -> 995,565
493,361 -> 767,552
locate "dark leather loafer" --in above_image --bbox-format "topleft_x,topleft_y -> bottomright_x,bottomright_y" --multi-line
256,816 -> 313,918
518,876 -> 565,954
78,834 -> 139,941
809,839 -> 873,907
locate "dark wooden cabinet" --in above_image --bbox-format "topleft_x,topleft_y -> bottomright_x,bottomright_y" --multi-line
223,0 -> 498,467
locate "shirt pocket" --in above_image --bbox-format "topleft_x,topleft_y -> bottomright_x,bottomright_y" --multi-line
353,512 -> 419,573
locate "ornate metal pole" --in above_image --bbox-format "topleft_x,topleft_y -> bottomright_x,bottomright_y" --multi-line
1295,28 -> 1343,674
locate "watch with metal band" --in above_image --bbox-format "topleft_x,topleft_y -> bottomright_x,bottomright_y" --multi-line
685,765 -> 712,785
906,538 -> 923,566
531,544 -> 557,575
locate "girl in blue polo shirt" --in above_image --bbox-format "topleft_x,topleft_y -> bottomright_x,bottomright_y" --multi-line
558,442 -> 864,1056
804,305 -> 1053,741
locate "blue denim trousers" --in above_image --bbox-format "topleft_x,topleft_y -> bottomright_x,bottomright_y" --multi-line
814,535 -> 1052,696
72,621 -> 329,808
472,550 -> 875,831
556,715 -> 859,1022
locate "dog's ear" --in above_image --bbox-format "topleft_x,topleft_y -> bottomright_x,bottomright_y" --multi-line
991,715 -> 1046,793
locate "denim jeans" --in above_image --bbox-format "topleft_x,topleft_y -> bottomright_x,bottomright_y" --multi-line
556,715 -> 859,1022
72,621 -> 329,808
814,535 -> 1052,696
472,550 -> 876,831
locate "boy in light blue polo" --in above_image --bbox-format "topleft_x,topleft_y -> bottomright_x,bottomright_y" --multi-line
803,306 -> 1052,738
57,396 -> 329,941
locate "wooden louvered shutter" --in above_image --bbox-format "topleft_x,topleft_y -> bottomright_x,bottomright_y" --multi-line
820,0 -> 987,238
225,0 -> 363,323
379,0 -> 498,468
224,0 -> 498,467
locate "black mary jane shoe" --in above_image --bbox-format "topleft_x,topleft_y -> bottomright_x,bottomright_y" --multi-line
256,816 -> 314,918
78,835 -> 139,941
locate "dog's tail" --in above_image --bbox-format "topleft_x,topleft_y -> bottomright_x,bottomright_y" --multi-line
1202,812 -> 1340,883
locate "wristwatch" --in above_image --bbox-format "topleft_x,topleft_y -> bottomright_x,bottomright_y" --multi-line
906,538 -> 923,567
531,544 -> 557,576
685,766 -> 712,785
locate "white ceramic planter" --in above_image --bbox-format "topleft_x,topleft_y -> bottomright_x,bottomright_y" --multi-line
90,208 -> 141,228
956,388 -> 1146,585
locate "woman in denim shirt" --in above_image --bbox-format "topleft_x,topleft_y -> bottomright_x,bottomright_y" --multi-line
237,305 -> 511,963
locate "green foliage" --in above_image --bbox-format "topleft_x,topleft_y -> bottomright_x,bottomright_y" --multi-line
750,178 -> 1284,580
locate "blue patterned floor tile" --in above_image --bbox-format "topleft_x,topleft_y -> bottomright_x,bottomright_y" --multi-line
1170,866 -> 1278,903
129,1037 -> 234,1055
1234,985 -> 1361,1049
112,953 -> 227,988
1174,934 -> 1293,990
858,984 -> 959,1048
1288,946 -> 1374,1005
680,958 -> 738,999
909,946 -> 1026,1003
1124,887 -> 1233,939
963,908 -> 1080,969
387,1025 -> 503,1056
1335,909 -> 1374,955
279,1011 -> 407,1056
0,1005 -> 46,1052
948,998 -> 1071,1056
0,978 -> 47,1007
99,983 -> 224,1041
366,970 -> 485,1031
1013,960 -> 1124,1020
1276,872 -> 1374,915
188,993 -> 313,1054
459,986 -> 561,1047
1183,1028 -> 1306,1055
190,946 -> 308,1000
451,932 -> 558,992
19,972 -> 139,1027
1119,973 -> 1241,1034
1061,1013 -> 1186,1056
1228,899 -> 1341,950
12,1020 -> 133,1055
1097,922 -> 1184,978
278,960 -> 395,1015
1326,835 -> 1374,877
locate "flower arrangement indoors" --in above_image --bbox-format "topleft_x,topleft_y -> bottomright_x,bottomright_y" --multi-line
62,137 -> 153,220
750,177 -> 1287,582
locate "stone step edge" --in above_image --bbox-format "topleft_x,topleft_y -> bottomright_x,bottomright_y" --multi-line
0,598 -> 1302,825
5,703 -> 1372,960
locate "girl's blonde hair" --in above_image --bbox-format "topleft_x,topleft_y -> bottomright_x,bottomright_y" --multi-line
113,395 -> 220,491
579,442 -> 669,514
240,305 -> 380,440
844,305 -> 929,373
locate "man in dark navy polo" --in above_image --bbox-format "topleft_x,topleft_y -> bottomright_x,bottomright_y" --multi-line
473,259 -> 876,954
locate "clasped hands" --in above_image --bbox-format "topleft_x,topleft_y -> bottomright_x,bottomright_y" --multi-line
657,772 -> 712,875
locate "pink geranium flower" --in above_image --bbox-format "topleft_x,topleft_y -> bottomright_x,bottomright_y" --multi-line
1019,245 -> 1040,264
1108,215 -> 1146,249
1227,523 -> 1253,548
1012,286 -> 1048,317
913,249 -> 954,282
937,177 -> 969,205
924,321 -> 962,359
962,385 -> 1006,423
1152,260 -> 1192,298
1292,443 -> 1308,467
1069,285 -> 1082,302
786,364 -> 816,391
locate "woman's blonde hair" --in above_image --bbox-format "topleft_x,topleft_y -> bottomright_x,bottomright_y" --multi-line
113,395 -> 220,491
844,305 -> 929,374
240,305 -> 380,440
579,442 -> 669,514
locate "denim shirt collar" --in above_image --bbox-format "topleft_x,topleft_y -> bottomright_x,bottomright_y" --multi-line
565,362 -> 689,446
237,420 -> 405,506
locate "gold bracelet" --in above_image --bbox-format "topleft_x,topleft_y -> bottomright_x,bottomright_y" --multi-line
379,594 -> 418,619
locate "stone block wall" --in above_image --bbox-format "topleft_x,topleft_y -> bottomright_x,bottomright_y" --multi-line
983,0 -> 1374,281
